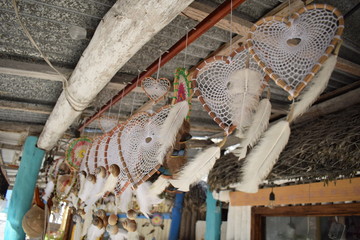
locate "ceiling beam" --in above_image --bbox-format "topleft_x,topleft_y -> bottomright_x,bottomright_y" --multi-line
0,59 -> 143,92
0,120 -> 43,135
0,100 -> 53,115
182,1 -> 252,36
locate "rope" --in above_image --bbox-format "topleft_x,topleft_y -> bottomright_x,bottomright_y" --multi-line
12,0 -> 89,112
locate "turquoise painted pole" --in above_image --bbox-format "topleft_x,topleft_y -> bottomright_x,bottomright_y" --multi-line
205,190 -> 222,240
169,192 -> 184,240
5,136 -> 45,240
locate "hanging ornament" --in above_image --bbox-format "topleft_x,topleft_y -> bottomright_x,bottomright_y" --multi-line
142,77 -> 170,103
65,137 -> 92,171
98,116 -> 119,133
118,106 -> 171,188
193,46 -> 268,135
247,4 -> 343,99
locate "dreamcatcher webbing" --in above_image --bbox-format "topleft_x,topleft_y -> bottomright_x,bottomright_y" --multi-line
247,4 -> 343,98
95,134 -> 110,171
194,47 -> 267,133
84,137 -> 101,174
119,106 -> 171,188
105,124 -> 131,195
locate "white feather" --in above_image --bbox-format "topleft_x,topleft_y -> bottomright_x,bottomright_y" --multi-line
79,177 -> 95,202
77,173 -> 86,198
81,207 -> 93,237
234,121 -> 290,193
85,173 -> 106,206
169,145 -> 221,191
110,228 -> 128,240
150,175 -> 170,196
136,181 -> 163,218
42,179 -> 54,202
287,55 -> 337,123
73,222 -> 83,240
119,185 -> 133,213
87,224 -> 105,240
229,69 -> 263,132
157,101 -> 189,164
92,173 -> 118,204
235,99 -> 272,159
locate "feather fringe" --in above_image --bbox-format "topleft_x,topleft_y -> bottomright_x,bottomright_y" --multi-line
110,228 -> 128,240
73,221 -> 83,240
150,175 -> 170,196
87,224 -> 105,240
229,69 -> 263,132
98,174 -> 119,198
42,179 -> 54,202
169,144 -> 221,191
119,185 -> 133,213
85,174 -> 106,206
235,99 -> 272,159
235,121 -> 290,193
79,177 -> 95,202
136,181 -> 163,218
77,173 -> 86,199
81,207 -> 93,237
157,101 -> 189,164
287,55 -> 337,123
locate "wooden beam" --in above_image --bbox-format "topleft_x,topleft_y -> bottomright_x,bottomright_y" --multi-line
0,120 -> 43,135
335,57 -> 360,77
0,143 -> 65,156
230,178 -> 360,206
293,87 -> 360,124
252,203 -> 360,217
0,151 -> 10,185
0,59 -> 143,92
182,1 -> 252,36
0,100 -> 53,115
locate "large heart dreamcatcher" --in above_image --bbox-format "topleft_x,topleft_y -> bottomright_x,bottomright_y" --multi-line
118,106 -> 171,188
193,46 -> 268,135
247,4 -> 344,99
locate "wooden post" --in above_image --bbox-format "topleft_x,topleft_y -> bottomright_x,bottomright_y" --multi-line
205,190 -> 222,240
5,136 -> 45,239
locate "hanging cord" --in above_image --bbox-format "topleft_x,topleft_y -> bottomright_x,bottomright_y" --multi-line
183,27 -> 189,68
12,0 -> 88,112
117,90 -> 125,121
229,0 -> 233,52
130,70 -> 141,116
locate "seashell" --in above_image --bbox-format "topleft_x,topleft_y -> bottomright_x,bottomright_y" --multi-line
95,209 -> 106,219
87,174 -> 96,183
122,219 -> 137,232
95,166 -> 107,178
108,214 -> 118,226
126,209 -> 137,220
106,224 -> 119,235
80,170 -> 87,178
92,216 -> 104,229
109,164 -> 120,177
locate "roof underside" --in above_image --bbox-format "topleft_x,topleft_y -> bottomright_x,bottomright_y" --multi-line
0,0 -> 359,187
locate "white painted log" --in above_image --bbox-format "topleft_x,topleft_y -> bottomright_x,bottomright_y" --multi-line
37,0 -> 194,150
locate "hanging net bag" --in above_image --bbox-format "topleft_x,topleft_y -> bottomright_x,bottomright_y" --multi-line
193,46 -> 268,135
247,4 -> 344,99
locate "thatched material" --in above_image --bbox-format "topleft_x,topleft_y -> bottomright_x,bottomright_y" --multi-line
269,104 -> 360,181
208,104 -> 360,190
208,153 -> 244,191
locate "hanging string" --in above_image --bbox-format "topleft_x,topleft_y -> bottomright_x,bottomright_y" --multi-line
156,52 -> 163,80
229,0 -> 233,52
130,70 -> 141,116
288,0 -> 292,16
183,26 -> 189,68
12,0 -> 88,112
107,98 -> 113,119
117,90 -> 124,121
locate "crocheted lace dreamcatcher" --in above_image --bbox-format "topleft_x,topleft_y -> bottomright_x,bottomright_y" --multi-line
247,4 -> 344,99
193,46 -> 268,135
141,77 -> 170,103
118,106 -> 171,189
98,116 -> 119,133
